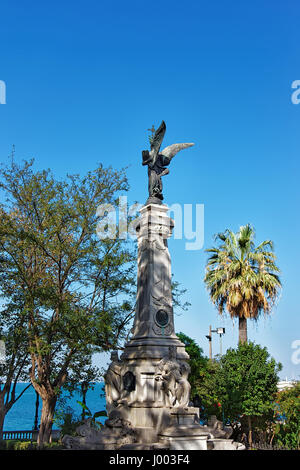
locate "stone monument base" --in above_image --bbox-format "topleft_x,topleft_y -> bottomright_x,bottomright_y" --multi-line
62,411 -> 246,451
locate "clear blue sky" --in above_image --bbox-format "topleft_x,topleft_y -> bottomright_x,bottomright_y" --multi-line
0,0 -> 299,379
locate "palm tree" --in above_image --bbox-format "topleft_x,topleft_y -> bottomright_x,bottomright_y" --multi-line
204,224 -> 281,344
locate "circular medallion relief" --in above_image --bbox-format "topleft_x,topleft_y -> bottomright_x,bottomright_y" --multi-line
155,309 -> 169,327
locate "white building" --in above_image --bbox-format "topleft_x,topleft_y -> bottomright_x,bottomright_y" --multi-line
277,379 -> 297,392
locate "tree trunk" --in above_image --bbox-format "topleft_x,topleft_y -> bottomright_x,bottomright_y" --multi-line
239,317 -> 248,344
247,415 -> 253,448
37,396 -> 57,447
0,409 -> 5,441
33,391 -> 39,431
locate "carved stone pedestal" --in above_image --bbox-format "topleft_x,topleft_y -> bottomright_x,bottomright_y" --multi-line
158,408 -> 211,450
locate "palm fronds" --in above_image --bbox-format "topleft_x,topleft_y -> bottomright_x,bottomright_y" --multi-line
204,224 -> 281,341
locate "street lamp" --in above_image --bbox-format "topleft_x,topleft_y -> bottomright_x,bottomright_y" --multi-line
205,326 -> 225,359
215,327 -> 225,356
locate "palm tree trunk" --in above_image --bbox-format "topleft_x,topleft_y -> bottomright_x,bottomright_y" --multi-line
239,317 -> 247,344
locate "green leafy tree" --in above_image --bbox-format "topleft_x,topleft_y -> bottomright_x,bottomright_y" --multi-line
196,359 -> 222,420
57,354 -> 102,423
53,405 -> 82,438
171,279 -> 191,314
176,332 -> 207,399
0,158 -> 136,446
204,224 -> 281,343
216,341 -> 282,446
273,382 -> 300,449
176,333 -> 222,420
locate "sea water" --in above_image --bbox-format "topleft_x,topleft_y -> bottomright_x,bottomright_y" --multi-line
3,382 -> 106,431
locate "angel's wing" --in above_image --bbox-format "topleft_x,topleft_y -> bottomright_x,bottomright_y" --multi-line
150,120 -> 166,155
160,142 -> 194,160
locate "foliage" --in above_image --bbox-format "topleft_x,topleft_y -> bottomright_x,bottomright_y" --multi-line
217,342 -> 281,418
196,359 -> 223,420
0,440 -> 64,450
54,405 -> 83,437
172,279 -> 191,315
215,341 -> 282,443
204,224 -> 281,343
54,400 -> 107,438
0,157 -> 136,444
57,357 -> 102,422
147,125 -> 156,145
0,305 -> 31,437
176,332 -> 222,420
0,440 -> 33,450
174,334 -> 294,447
76,401 -> 107,427
176,332 -> 207,398
272,382 -> 300,449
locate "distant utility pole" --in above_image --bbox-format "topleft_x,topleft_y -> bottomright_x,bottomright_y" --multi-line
206,325 -> 213,360
206,326 -> 225,359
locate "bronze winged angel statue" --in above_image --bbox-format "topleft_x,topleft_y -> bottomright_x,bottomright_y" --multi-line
142,121 -> 194,204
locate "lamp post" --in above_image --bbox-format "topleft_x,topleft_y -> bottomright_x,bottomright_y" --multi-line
205,325 -> 213,360
205,326 -> 225,359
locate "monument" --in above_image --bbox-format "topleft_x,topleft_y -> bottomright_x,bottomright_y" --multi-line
62,122 -> 245,450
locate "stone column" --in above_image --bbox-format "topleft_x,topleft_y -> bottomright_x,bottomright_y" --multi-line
114,203 -> 191,444
122,203 -> 189,361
